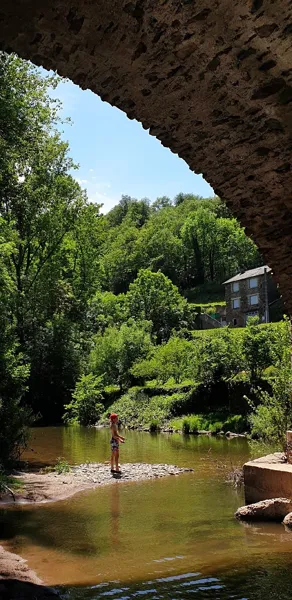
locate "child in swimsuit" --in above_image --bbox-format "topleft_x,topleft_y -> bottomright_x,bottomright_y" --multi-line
110,413 -> 125,473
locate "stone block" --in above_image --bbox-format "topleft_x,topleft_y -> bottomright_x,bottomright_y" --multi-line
243,452 -> 292,504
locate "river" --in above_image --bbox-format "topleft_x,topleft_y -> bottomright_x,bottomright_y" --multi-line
1,426 -> 292,599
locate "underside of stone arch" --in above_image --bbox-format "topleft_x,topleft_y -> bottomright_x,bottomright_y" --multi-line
0,1 -> 291,307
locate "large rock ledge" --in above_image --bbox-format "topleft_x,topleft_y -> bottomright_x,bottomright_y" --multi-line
0,463 -> 192,506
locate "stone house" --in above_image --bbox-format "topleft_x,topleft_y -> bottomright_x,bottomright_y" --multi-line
223,266 -> 279,327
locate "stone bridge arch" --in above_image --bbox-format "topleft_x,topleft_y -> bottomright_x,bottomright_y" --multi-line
0,1 -> 291,307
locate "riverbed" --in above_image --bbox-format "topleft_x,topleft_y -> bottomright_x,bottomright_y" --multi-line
1,426 -> 292,599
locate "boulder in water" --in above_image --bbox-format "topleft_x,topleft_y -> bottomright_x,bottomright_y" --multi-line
283,511 -> 292,528
235,498 -> 292,521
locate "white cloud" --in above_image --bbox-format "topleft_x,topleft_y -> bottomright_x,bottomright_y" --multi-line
74,173 -> 118,212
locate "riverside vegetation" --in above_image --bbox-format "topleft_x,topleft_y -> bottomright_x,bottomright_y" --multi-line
0,52 -> 291,470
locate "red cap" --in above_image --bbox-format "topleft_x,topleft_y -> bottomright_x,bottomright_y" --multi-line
110,413 -> 118,421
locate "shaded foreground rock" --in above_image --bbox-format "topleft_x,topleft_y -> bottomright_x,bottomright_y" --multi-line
283,512 -> 292,528
0,463 -> 192,506
0,546 -> 58,598
235,498 -> 292,521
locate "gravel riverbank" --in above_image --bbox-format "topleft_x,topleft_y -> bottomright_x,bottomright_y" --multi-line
0,462 -> 193,506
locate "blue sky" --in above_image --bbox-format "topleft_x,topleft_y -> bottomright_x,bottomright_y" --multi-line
49,76 -> 214,213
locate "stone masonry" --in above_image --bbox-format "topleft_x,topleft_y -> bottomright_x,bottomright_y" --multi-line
0,2 -> 291,308
225,270 -> 278,326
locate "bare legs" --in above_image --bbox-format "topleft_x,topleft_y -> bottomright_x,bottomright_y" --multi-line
111,449 -> 120,472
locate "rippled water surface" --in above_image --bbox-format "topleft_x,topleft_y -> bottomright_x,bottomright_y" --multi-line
1,427 -> 292,599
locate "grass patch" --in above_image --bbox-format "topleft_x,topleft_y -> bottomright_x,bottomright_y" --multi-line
169,413 -> 247,434
54,457 -> 71,474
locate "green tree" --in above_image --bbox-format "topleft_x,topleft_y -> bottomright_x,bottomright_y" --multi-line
90,320 -> 153,389
132,336 -> 197,384
127,269 -> 190,341
101,224 -> 142,293
64,373 -> 104,426
0,52 -> 103,422
88,291 -> 128,333
249,348 -> 292,443
181,207 -> 260,287
243,318 -> 277,381
198,329 -> 244,385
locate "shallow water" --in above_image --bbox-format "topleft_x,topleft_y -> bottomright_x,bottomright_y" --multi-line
1,427 -> 292,599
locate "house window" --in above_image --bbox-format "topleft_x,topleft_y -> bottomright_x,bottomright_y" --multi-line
249,294 -> 258,306
232,297 -> 240,309
232,281 -> 239,293
248,277 -> 258,289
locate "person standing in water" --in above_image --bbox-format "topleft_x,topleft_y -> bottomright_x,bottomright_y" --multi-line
109,413 -> 125,473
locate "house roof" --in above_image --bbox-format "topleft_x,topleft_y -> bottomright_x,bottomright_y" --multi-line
223,265 -> 271,285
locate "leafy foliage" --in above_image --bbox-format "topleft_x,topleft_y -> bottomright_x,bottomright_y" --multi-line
54,457 -> 71,474
64,373 -> 104,426
131,337 -> 197,384
249,346 -> 292,444
90,320 -> 153,389
127,269 -> 190,341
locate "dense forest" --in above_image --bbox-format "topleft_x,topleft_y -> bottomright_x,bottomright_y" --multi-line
0,53 -> 291,465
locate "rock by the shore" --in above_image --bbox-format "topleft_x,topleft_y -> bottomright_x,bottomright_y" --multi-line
0,463 -> 193,506
235,498 -> 292,521
225,431 -> 246,438
283,511 -> 292,528
0,545 -> 58,598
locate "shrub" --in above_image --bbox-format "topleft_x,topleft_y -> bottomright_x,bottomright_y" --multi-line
208,420 -> 223,434
90,319 -> 153,389
243,317 -> 278,380
149,419 -> 160,432
221,414 -> 247,433
249,349 -> 292,443
171,412 -> 247,434
54,457 -> 70,474
0,396 -> 33,465
182,415 -> 205,433
182,417 -> 190,434
131,336 -> 197,384
104,389 -> 189,429
198,329 -> 244,386
63,373 -> 104,426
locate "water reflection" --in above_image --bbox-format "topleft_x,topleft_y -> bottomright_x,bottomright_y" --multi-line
110,485 -> 120,548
